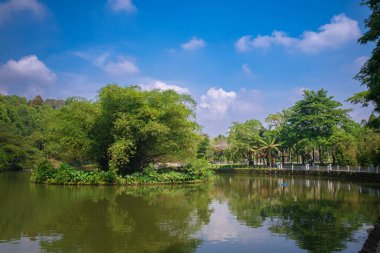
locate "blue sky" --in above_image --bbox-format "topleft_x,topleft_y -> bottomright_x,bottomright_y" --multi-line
0,0 -> 374,136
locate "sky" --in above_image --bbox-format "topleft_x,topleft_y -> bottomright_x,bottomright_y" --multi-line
0,0 -> 375,136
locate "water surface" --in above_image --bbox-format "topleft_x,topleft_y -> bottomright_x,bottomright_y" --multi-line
0,172 -> 379,253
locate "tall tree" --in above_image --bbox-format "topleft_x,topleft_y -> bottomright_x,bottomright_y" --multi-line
258,135 -> 280,166
92,84 -> 199,173
286,89 -> 351,164
351,0 -> 380,128
0,95 -> 44,170
196,134 -> 211,160
45,99 -> 98,165
227,120 -> 262,165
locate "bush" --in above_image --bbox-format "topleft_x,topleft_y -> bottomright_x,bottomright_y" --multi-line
30,160 -> 214,185
183,159 -> 214,178
30,160 -> 56,183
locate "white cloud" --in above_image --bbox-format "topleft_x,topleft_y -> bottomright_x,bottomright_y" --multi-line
182,36 -> 206,51
234,36 -> 253,52
107,0 -> 136,13
242,63 -> 255,78
235,14 -> 360,53
0,55 -> 56,97
139,80 -> 189,94
197,88 -> 265,135
105,58 -> 139,75
0,0 -> 45,24
74,51 -> 139,76
198,88 -> 237,120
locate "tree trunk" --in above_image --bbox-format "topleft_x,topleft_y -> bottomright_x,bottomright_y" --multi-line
281,150 -> 285,165
268,151 -> 271,166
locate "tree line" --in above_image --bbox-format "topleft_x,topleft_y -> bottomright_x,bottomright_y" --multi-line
0,84 -> 202,174
200,89 -> 380,167
1,85 -> 379,174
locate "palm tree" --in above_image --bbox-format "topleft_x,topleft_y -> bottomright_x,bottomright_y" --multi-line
258,136 -> 280,167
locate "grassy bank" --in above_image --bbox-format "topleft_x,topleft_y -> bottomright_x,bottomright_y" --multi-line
30,160 -> 214,185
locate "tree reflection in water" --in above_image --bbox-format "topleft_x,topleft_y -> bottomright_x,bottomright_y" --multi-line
0,173 -> 379,253
216,175 -> 380,252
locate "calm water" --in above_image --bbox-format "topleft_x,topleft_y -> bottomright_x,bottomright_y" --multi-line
0,173 -> 380,253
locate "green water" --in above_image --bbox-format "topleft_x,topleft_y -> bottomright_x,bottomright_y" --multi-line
0,172 -> 379,253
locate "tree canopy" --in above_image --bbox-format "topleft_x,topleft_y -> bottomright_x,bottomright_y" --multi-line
350,0 -> 380,128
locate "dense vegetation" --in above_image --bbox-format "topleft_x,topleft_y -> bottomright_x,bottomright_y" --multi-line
0,85 -> 214,184
31,160 -> 213,185
1,84 -> 379,178
206,89 -> 380,167
349,0 -> 380,128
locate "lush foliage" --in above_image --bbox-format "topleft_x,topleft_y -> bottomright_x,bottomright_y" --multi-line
210,89 -> 380,167
0,95 -> 46,170
1,84 -> 380,177
91,85 -> 199,173
350,0 -> 380,128
30,160 -> 214,185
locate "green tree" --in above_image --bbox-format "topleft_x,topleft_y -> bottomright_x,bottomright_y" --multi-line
350,0 -> 380,128
196,134 -> 211,160
45,99 -> 98,165
258,135 -> 280,166
0,95 -> 44,170
227,119 -> 262,165
286,89 -> 351,164
328,128 -> 358,166
92,84 -> 199,173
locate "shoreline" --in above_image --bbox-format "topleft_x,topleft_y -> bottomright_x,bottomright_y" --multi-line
360,217 -> 380,253
212,168 -> 380,182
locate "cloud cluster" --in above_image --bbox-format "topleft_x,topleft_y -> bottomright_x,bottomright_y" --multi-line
198,88 -> 237,120
107,0 -> 136,13
139,80 -> 189,94
0,55 -> 56,97
235,14 -> 360,53
105,58 -> 140,75
197,87 -> 264,135
182,36 -> 206,51
0,0 -> 45,24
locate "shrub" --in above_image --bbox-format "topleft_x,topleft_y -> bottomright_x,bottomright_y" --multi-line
31,160 -> 213,185
183,159 -> 214,179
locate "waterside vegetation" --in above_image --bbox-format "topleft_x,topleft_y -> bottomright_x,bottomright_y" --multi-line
1,85 -> 380,185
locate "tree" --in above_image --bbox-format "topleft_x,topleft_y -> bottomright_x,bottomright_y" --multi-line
350,0 -> 380,128
258,135 -> 280,166
286,89 -> 351,164
92,84 -> 199,173
0,95 -> 44,170
30,95 -> 43,107
211,135 -> 228,163
227,120 -> 262,165
196,134 -> 211,160
328,128 -> 358,166
45,99 -> 98,165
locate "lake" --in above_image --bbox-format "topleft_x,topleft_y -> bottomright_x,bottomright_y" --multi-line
0,172 -> 379,253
